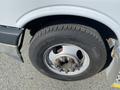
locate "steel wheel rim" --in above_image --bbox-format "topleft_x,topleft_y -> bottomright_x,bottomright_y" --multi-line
43,43 -> 90,76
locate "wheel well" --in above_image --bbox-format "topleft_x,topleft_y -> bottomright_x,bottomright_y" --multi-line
24,15 -> 118,69
24,15 -> 117,39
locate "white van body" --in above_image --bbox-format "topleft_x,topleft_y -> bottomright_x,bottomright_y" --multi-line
0,1 -> 119,27
0,0 -> 120,42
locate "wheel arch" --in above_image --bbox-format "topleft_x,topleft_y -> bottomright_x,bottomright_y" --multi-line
16,5 -> 120,42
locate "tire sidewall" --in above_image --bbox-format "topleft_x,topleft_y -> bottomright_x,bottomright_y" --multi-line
29,29 -> 106,81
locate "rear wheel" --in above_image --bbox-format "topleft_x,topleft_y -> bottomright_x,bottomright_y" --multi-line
29,24 -> 107,81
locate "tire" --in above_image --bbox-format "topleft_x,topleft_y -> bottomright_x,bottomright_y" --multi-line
29,24 -> 107,81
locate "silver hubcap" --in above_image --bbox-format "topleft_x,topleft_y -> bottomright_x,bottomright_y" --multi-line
44,44 -> 90,76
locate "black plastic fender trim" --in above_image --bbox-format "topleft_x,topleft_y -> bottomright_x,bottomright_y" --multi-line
0,25 -> 24,62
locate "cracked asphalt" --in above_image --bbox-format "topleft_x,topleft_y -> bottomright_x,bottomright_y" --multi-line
0,30 -> 115,90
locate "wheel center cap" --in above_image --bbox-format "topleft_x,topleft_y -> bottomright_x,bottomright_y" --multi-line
54,55 -> 80,73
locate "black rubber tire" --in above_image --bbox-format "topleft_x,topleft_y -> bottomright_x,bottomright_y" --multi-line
29,24 -> 107,81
